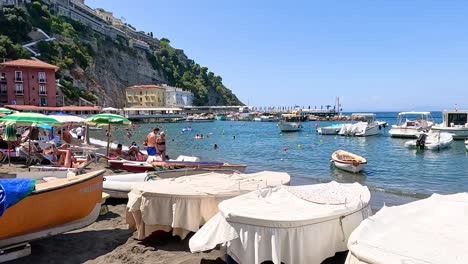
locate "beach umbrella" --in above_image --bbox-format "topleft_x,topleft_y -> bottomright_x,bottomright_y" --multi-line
48,113 -> 84,123
0,108 -> 13,114
0,113 -> 60,165
3,125 -> 16,166
84,113 -> 131,156
0,112 -> 61,126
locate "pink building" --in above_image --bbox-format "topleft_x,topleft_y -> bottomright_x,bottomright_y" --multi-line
0,59 -> 59,107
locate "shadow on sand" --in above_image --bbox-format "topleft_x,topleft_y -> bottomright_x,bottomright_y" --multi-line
8,228 -> 132,264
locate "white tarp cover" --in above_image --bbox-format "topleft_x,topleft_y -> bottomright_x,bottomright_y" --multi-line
126,171 -> 291,239
346,193 -> 468,264
189,181 -> 371,264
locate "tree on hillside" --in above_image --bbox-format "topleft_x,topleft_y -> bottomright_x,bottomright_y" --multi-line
0,7 -> 32,43
0,35 -> 30,59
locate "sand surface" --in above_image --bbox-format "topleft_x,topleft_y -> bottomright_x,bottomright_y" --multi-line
0,160 -> 391,264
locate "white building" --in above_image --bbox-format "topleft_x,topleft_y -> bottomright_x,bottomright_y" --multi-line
163,84 -> 193,107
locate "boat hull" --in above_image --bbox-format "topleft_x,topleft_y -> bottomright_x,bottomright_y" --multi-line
332,160 -> 366,173
389,128 -> 422,138
0,171 -> 104,248
108,159 -> 127,170
278,122 -> 303,132
318,126 -> 341,135
431,126 -> 468,140
122,162 -> 155,173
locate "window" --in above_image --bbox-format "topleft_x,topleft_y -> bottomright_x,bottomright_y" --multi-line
0,73 -> 5,81
0,84 -> 6,94
448,113 -> 468,126
39,84 -> 47,95
15,71 -> 22,82
15,84 -> 23,94
38,72 -> 46,83
40,97 -> 47,106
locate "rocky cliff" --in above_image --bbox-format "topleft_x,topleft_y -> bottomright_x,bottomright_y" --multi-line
0,3 -> 243,107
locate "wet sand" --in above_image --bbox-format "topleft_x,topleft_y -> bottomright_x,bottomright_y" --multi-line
1,160 -> 414,264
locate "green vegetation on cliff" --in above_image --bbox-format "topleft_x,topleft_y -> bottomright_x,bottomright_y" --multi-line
0,1 -> 242,106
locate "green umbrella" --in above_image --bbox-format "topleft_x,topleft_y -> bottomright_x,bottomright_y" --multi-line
0,112 -> 61,126
3,125 -> 16,166
84,114 -> 131,156
0,113 -> 60,165
0,108 -> 13,114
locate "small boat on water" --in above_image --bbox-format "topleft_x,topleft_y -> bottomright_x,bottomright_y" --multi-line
0,170 -> 105,261
278,114 -> 303,132
465,139 -> 468,151
331,150 -> 367,173
317,124 -> 343,135
389,111 -> 434,138
103,168 -> 239,198
339,113 -> 386,137
431,109 -> 468,139
405,132 -> 453,150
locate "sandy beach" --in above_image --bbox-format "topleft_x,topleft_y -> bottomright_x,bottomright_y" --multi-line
0,160 -> 408,264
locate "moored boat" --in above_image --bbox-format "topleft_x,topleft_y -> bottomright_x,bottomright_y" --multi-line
339,113 -> 386,137
317,124 -> 343,135
430,109 -> 468,139
331,150 -> 367,173
278,114 -> 303,132
0,170 -> 105,259
151,160 -> 247,171
389,111 -> 434,138
404,132 -> 453,150
465,139 -> 468,151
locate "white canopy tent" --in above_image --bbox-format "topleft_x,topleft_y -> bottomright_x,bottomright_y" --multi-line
346,193 -> 468,264
190,182 -> 371,264
126,171 -> 291,240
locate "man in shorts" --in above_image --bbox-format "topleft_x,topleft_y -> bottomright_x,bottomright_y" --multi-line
145,127 -> 160,156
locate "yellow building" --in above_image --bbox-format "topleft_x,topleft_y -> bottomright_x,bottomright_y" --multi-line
126,84 -> 166,107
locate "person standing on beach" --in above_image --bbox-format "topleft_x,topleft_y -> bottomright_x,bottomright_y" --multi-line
156,131 -> 166,161
145,127 -> 160,156
76,126 -> 84,142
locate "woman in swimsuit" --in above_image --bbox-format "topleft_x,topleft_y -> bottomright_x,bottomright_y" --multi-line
156,131 -> 166,161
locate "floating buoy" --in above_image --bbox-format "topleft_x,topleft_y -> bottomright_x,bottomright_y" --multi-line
297,144 -> 302,148
334,137 -> 337,140
319,139 -> 323,143
306,134 -> 309,137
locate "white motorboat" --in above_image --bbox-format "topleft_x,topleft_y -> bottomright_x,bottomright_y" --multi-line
260,114 -> 279,122
404,132 -> 453,150
339,113 -> 386,137
190,182 -> 371,264
278,114 -> 303,132
465,139 -> 468,151
186,114 -> 215,122
331,150 -> 367,173
431,110 -> 468,139
389,111 -> 434,138
317,124 -> 343,135
346,193 -> 468,264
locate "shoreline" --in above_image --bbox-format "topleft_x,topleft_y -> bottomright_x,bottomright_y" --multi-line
2,161 -> 418,263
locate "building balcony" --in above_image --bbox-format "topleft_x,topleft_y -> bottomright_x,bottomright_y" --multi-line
15,78 -> 23,82
39,79 -> 46,83
15,92 -> 24,96
39,92 -> 47,96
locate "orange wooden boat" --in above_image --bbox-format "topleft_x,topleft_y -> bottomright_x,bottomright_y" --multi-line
0,170 -> 105,249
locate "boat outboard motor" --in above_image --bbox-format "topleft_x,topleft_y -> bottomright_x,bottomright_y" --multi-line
416,133 -> 427,149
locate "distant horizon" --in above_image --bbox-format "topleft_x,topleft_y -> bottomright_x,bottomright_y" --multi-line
87,0 -> 468,110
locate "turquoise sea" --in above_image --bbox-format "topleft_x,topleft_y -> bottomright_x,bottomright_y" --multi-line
90,111 -> 468,207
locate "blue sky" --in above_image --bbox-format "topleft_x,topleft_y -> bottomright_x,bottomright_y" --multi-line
87,0 -> 468,111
